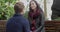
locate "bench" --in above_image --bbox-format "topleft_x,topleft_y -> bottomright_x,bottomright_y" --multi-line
0,20 -> 60,32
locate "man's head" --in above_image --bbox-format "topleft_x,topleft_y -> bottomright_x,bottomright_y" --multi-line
14,2 -> 25,14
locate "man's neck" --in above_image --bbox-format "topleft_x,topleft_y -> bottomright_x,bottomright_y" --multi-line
20,12 -> 24,15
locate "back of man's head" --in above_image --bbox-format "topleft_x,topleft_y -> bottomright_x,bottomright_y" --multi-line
14,2 -> 25,13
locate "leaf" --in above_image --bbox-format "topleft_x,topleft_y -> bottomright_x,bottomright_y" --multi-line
0,0 -> 17,20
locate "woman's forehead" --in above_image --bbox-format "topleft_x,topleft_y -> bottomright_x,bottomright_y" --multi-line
30,1 -> 35,4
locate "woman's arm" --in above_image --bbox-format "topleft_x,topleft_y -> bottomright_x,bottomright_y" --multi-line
35,12 -> 45,32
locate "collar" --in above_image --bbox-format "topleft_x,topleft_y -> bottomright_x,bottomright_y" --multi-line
13,13 -> 23,17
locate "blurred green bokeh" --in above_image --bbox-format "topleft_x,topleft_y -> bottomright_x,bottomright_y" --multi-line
0,0 -> 17,20
54,17 -> 60,20
24,11 -> 28,19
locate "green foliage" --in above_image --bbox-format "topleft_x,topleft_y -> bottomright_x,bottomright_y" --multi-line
54,17 -> 60,20
24,11 -> 28,19
0,0 -> 17,20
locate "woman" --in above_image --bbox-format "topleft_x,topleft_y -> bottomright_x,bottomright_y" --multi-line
28,0 -> 45,32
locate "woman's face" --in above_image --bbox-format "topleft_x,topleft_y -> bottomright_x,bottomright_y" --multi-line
30,1 -> 37,10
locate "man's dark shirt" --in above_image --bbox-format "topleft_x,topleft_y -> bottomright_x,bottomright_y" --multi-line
6,14 -> 30,32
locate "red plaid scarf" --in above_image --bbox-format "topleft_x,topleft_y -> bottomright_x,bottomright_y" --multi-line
29,10 -> 40,32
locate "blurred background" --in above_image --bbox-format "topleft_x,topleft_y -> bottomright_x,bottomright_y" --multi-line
0,0 -> 53,20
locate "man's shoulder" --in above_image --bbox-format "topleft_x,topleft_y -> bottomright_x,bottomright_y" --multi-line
8,16 -> 29,23
19,16 -> 29,23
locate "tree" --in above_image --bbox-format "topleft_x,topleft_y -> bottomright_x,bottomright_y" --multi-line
0,0 -> 17,20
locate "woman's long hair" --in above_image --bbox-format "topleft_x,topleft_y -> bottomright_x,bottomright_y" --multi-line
28,0 -> 43,18
29,0 -> 42,12
28,0 -> 43,31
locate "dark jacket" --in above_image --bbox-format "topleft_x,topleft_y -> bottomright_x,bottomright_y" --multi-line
28,10 -> 45,32
51,0 -> 60,19
6,14 -> 30,32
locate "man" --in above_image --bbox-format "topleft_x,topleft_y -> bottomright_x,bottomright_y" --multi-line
6,2 -> 30,32
51,0 -> 60,20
